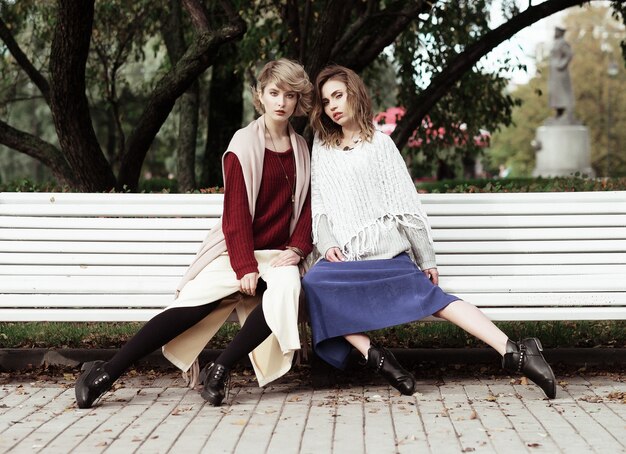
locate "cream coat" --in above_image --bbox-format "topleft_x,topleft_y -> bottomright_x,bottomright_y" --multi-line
161,115 -> 311,386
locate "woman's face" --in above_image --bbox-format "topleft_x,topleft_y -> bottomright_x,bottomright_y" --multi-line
321,79 -> 351,127
259,82 -> 298,122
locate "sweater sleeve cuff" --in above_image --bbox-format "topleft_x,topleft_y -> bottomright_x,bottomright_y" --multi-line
233,262 -> 259,280
315,215 -> 340,256
419,259 -> 437,271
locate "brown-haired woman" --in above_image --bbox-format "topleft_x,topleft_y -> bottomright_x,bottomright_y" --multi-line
303,65 -> 556,399
75,59 -> 314,408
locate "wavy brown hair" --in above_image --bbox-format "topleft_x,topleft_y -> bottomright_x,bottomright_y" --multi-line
310,65 -> 375,147
251,58 -> 313,117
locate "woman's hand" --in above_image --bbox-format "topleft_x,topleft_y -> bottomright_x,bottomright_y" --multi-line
270,249 -> 301,267
325,247 -> 345,262
423,267 -> 439,285
240,272 -> 259,296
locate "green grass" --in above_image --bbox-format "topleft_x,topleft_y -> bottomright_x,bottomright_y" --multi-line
0,321 -> 623,349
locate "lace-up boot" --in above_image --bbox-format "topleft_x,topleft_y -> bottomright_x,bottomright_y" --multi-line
502,338 -> 556,399
366,345 -> 416,395
200,362 -> 230,406
75,360 -> 112,408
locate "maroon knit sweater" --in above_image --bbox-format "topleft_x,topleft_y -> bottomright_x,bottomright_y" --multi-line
222,149 -> 312,279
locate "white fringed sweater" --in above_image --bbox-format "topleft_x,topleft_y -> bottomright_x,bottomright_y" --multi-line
311,130 -> 436,269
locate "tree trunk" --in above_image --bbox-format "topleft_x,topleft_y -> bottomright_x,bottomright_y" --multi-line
163,0 -> 199,192
176,82 -> 200,192
49,0 -> 116,191
201,42 -> 243,188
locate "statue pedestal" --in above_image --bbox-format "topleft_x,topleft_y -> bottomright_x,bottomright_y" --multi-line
533,125 -> 594,177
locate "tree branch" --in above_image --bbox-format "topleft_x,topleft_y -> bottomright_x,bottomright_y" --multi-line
0,119 -> 72,184
331,0 -> 376,57
337,1 -> 432,71
118,0 -> 245,190
392,0 -> 601,148
0,16 -> 51,104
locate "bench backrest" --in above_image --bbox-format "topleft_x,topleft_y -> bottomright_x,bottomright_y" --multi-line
2,191 -> 626,321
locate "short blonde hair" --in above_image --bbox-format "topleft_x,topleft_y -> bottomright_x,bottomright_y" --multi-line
310,65 -> 375,147
252,59 -> 313,117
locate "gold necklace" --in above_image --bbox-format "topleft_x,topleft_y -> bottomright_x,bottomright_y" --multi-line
266,126 -> 296,218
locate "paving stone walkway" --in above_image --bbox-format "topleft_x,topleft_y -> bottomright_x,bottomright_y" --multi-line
0,371 -> 624,453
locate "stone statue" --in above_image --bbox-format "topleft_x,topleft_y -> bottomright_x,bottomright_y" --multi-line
547,26 -> 574,123
532,26 -> 593,178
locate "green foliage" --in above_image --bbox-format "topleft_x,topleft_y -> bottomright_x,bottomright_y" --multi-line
1,320 -> 623,349
394,0 -> 523,178
416,176 -> 626,193
0,322 -> 239,349
374,320 -> 626,349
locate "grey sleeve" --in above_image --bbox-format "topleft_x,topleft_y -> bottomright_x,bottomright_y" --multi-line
399,221 -> 437,270
316,215 -> 340,258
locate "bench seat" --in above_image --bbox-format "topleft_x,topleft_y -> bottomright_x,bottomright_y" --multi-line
1,191 -> 626,321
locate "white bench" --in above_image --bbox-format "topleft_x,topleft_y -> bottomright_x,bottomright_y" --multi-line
1,191 -> 626,322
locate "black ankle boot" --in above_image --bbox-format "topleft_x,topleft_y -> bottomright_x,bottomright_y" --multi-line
502,338 -> 556,399
75,360 -> 113,408
366,346 -> 416,396
200,362 -> 230,406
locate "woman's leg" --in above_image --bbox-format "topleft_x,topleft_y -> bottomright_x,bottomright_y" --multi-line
106,303 -> 218,380
433,300 -> 508,355
75,303 -> 218,409
344,333 -> 371,356
434,299 -> 556,398
201,251 -> 302,406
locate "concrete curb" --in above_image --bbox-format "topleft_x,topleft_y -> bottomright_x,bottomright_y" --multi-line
1,347 -> 624,372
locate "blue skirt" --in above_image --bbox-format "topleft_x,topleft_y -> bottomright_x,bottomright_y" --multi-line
302,253 -> 459,370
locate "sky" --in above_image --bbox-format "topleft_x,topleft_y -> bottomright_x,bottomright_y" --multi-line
483,0 -> 613,86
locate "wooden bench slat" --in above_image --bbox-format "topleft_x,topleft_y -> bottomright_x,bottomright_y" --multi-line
3,292 -> 624,309
436,252 -> 626,265
0,306 -> 623,322
0,205 -> 224,217
2,273 -> 623,294
434,227 -> 626,241
428,214 -> 626,228
419,191 -> 626,203
3,229 -> 209,242
435,240 -> 626,253
4,239 -> 626,254
0,192 -> 224,203
0,276 -> 179,293
438,264 -> 626,275
0,216 -> 216,229
0,265 -> 186,276
0,241 -> 200,254
0,252 -> 194,266
424,202 -> 626,215
440,274 -> 626,292
5,226 -> 625,242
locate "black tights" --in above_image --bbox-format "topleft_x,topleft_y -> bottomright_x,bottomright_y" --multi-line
104,301 -> 271,381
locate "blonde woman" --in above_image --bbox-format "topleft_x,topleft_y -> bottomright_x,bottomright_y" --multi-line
303,65 -> 556,399
75,59 -> 313,408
